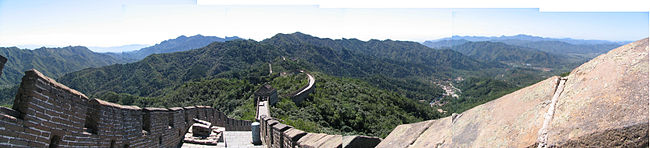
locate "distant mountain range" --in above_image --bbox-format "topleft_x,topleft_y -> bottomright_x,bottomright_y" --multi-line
422,34 -> 625,65
0,46 -> 125,87
0,35 -> 242,87
58,32 -> 491,97
107,35 -> 242,62
427,34 -> 631,45
448,41 -> 566,67
0,35 -> 242,106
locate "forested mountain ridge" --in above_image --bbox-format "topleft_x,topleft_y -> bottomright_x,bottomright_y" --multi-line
496,39 -> 621,55
59,39 -> 280,97
448,41 -> 566,67
0,46 -> 125,87
58,33 -> 498,100
423,35 -> 624,60
263,32 -> 491,72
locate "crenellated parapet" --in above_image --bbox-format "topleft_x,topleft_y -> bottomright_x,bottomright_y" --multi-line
0,69 -> 253,147
257,92 -> 381,148
257,114 -> 382,148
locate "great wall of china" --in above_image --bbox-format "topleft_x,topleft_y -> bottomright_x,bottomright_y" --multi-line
254,70 -> 383,148
0,38 -> 647,147
0,64 -> 253,147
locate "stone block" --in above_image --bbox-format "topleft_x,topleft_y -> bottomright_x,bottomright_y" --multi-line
192,123 -> 211,137
283,128 -> 307,148
342,135 -> 382,148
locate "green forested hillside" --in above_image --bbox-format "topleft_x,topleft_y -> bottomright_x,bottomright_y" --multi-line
264,32 -> 489,72
449,41 -> 566,67
58,33 -> 492,101
271,72 -> 439,138
496,39 -> 621,58
59,40 -> 279,97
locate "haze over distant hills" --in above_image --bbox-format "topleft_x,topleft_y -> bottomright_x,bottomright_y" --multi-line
427,34 -> 631,45
89,44 -> 151,53
107,35 -> 242,62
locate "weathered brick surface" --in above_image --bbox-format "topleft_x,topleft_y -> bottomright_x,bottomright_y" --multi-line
283,128 -> 307,148
258,117 -> 378,148
271,123 -> 292,148
259,115 -> 372,148
0,69 -> 253,147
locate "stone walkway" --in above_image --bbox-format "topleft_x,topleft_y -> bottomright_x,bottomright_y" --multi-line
223,131 -> 264,148
181,142 -> 225,148
182,131 -> 263,148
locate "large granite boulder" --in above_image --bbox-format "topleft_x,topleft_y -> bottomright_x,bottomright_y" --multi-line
377,38 -> 649,147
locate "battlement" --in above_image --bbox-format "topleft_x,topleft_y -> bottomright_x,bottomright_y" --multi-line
256,90 -> 381,148
0,69 -> 253,147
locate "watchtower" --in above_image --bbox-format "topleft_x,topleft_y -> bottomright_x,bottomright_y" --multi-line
255,84 -> 278,106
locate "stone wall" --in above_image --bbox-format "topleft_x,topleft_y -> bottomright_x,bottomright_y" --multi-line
288,72 -> 315,105
257,100 -> 381,148
0,69 -> 253,147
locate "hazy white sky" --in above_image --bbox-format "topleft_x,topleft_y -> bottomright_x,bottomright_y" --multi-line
0,0 -> 647,50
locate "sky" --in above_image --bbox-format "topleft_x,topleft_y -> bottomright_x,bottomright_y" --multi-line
0,0 -> 647,52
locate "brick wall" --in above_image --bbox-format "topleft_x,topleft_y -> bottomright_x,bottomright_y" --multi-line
254,72 -> 381,148
288,72 -> 314,105
257,103 -> 381,148
0,69 -> 253,147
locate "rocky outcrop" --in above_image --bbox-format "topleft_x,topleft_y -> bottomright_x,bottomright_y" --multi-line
377,38 -> 649,147
545,38 -> 648,147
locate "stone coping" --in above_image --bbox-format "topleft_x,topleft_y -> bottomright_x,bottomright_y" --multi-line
26,69 -> 88,99
92,98 -> 142,110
